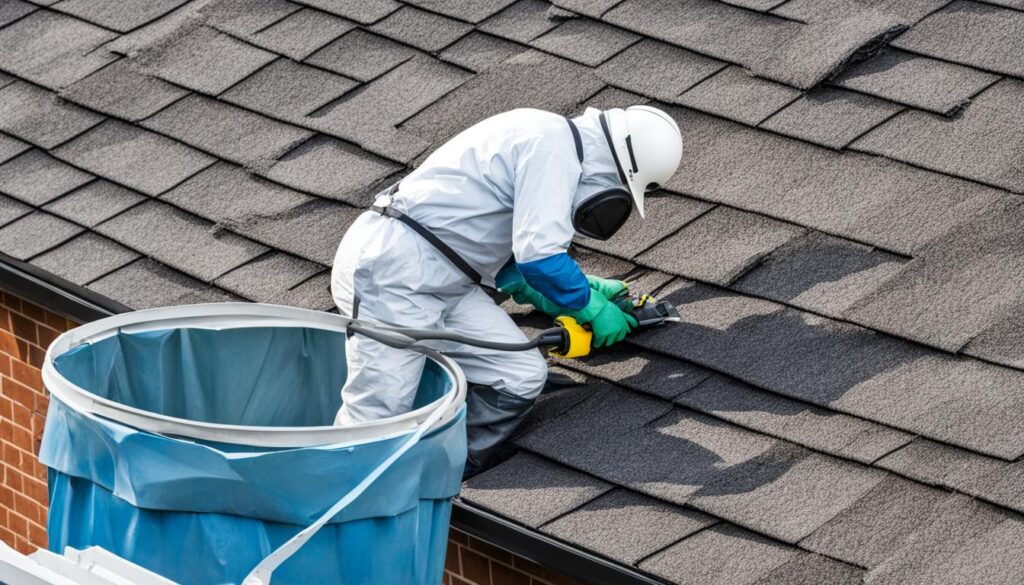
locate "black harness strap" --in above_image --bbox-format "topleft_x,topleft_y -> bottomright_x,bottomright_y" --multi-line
371,200 -> 483,285
566,117 -> 584,163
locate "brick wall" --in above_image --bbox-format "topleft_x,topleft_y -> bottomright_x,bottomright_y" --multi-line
0,291 -> 74,554
445,529 -> 585,585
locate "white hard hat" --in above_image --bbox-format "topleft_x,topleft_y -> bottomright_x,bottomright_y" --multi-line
599,106 -> 683,218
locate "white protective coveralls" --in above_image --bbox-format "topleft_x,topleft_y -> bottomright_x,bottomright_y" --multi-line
331,107 -> 623,472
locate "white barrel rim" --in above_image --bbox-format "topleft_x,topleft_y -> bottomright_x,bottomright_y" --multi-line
41,303 -> 468,449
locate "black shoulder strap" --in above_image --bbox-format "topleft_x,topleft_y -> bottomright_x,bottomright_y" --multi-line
565,117 -> 584,163
371,204 -> 483,285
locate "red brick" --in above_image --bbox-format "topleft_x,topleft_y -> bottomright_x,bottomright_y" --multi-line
31,413 -> 45,452
43,311 -> 67,332
2,443 -> 22,468
13,493 -> 39,524
27,521 -> 45,548
1,292 -> 20,313
0,485 -> 14,509
12,401 -> 31,429
18,301 -> 43,323
491,563 -> 531,585
10,425 -> 32,453
5,466 -> 23,493
36,325 -> 59,350
7,513 -> 26,538
0,355 -> 9,378
0,330 -> 18,357
446,542 -> 461,574
9,313 -> 35,345
0,396 -> 11,420
3,377 -> 36,410
24,477 -> 46,507
0,526 -> 13,548
13,536 -> 34,555
469,536 -> 513,566
461,547 -> 491,585
26,346 -> 44,369
450,529 -> 469,545
10,360 -> 42,393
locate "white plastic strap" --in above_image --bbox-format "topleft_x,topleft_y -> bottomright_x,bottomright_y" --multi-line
241,387 -> 459,585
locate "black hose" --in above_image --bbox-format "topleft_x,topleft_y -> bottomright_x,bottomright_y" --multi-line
346,323 -> 566,352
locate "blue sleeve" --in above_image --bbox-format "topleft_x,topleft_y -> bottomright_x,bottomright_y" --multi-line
516,253 -> 591,311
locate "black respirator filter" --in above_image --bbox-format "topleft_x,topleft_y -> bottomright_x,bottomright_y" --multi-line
572,188 -> 633,240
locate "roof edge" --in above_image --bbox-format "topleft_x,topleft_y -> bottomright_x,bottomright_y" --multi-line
0,254 -> 129,323
452,499 -> 665,585
0,261 -> 655,584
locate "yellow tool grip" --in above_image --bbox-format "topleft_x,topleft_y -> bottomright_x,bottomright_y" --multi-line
550,316 -> 593,359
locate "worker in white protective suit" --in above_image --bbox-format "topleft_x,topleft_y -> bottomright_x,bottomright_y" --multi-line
331,106 -> 683,476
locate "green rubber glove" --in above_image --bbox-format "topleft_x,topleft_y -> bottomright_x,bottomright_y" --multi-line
586,275 -> 628,300
496,270 -> 563,317
569,293 -> 637,348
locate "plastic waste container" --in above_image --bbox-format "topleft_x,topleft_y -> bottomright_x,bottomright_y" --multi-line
39,303 -> 467,585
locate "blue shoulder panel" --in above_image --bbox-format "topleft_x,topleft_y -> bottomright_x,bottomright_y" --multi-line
516,253 -> 590,311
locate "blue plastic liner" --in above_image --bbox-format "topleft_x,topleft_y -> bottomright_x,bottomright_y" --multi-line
40,323 -> 466,585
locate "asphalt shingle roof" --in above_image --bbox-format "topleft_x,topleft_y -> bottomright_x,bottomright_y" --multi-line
4,1 -> 1024,582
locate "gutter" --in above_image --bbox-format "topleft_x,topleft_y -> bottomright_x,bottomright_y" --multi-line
0,257 -> 662,585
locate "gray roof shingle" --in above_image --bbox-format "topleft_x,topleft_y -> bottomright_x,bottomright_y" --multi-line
132,25 -> 276,94
60,59 -> 190,122
8,3 -> 1024,583
461,452 -> 613,528
892,1 -> 1024,78
42,180 -> 145,227
141,94 -> 313,168
760,87 -> 903,150
0,81 -> 104,149
31,232 -> 141,285
832,48 -> 1000,115
0,149 -> 94,206
52,120 -> 215,195
249,8 -> 355,61
0,11 -> 116,89
95,200 -> 268,281
541,489 -> 717,564
677,66 -> 800,126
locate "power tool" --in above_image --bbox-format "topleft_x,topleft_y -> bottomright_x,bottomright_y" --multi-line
345,290 -> 680,357
536,291 -> 682,358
